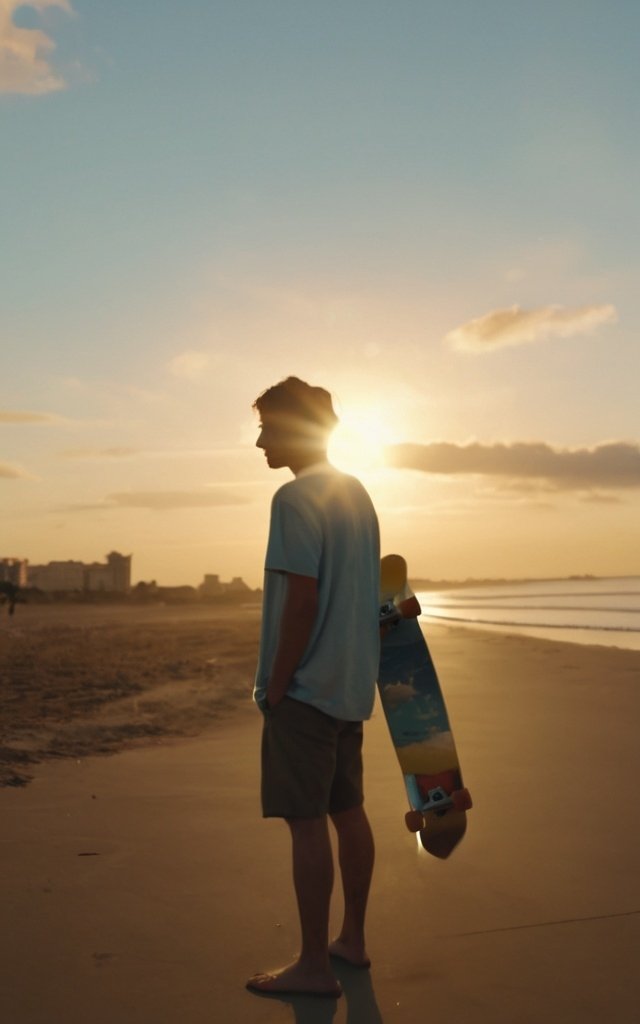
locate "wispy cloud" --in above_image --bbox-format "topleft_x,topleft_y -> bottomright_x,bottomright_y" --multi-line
385,440 -> 640,491
169,350 -> 211,379
58,447 -> 139,460
56,446 -> 255,463
0,460 -> 31,479
444,303 -> 617,352
0,409 -> 64,423
0,0 -> 71,95
64,490 -> 250,512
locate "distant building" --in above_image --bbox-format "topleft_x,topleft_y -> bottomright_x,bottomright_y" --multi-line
0,557 -> 28,588
85,552 -> 131,593
199,573 -> 252,597
227,576 -> 251,593
28,552 -> 132,593
28,560 -> 85,592
84,563 -> 115,592
200,574 -> 224,597
106,551 -> 131,591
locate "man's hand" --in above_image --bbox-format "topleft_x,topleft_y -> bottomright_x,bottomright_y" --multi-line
265,680 -> 287,710
266,572 -> 319,707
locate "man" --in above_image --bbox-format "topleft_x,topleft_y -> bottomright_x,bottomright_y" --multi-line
247,377 -> 380,999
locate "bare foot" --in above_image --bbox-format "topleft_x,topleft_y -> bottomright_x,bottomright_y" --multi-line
246,960 -> 342,998
328,938 -> 371,969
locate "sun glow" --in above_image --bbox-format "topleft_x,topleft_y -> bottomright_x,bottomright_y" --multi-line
329,406 -> 395,475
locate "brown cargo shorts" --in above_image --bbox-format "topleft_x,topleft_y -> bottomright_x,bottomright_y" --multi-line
261,695 -> 364,819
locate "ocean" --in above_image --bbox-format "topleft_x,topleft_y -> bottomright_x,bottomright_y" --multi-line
417,576 -> 640,651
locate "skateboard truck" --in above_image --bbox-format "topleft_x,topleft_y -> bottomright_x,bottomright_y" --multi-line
379,594 -> 421,630
379,600 -> 401,629
404,775 -> 473,831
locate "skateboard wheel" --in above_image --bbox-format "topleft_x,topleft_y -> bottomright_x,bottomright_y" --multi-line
452,788 -> 473,812
405,810 -> 425,833
398,595 -> 421,620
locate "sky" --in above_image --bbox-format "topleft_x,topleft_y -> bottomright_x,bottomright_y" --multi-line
1,0 -> 639,587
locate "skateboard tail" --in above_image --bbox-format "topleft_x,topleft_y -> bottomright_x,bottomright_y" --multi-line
420,812 -> 468,860
404,771 -> 473,859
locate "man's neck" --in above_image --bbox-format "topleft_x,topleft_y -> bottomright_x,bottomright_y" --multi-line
290,449 -> 329,476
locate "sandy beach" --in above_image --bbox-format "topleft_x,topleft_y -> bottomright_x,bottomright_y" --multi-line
1,603 -> 640,1023
0,602 -> 262,788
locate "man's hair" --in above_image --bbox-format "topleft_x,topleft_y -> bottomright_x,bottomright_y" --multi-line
253,377 -> 339,439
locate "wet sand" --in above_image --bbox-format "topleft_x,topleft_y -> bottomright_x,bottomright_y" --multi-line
1,604 -> 639,1023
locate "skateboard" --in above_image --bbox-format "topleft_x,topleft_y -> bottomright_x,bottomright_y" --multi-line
378,554 -> 472,859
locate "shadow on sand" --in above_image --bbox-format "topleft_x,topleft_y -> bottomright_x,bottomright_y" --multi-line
245,958 -> 384,1023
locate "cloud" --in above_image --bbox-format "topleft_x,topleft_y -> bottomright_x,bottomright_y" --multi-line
0,0 -> 71,95
579,492 -> 624,506
385,440 -> 640,491
58,447 -> 138,460
0,409 -> 63,423
65,490 -> 250,512
380,682 -> 417,706
444,303 -> 617,352
56,445 -> 256,463
0,460 -> 31,479
169,350 -> 211,379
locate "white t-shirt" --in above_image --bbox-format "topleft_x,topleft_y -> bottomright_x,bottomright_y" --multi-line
254,462 -> 380,721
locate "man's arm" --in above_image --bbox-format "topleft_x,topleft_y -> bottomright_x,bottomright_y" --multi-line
266,572 -> 319,709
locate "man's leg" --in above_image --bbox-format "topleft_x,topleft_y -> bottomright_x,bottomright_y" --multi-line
246,816 -> 342,996
328,804 -> 375,967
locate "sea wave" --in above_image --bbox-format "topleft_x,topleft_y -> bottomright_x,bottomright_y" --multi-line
423,611 -> 640,634
417,576 -> 640,650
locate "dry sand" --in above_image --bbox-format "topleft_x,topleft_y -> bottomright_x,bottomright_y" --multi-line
1,603 -> 640,1023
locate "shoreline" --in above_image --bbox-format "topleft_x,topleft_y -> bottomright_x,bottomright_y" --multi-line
417,574 -> 640,652
411,572 -> 640,589
421,614 -> 640,652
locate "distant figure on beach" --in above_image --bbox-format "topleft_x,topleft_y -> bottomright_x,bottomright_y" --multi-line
247,376 -> 380,999
0,581 -> 18,616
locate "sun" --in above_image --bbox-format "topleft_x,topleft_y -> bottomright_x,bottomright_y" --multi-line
328,405 -> 395,474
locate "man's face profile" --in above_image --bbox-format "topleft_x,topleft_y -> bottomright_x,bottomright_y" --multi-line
256,413 -> 297,469
256,411 -> 326,471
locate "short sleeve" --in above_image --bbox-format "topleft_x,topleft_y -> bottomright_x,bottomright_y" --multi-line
265,493 -> 322,578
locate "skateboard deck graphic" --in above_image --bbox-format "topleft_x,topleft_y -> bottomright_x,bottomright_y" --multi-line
378,554 -> 472,859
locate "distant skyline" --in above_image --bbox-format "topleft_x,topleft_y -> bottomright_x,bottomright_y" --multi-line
2,1 -> 639,587
5,549 -> 635,591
